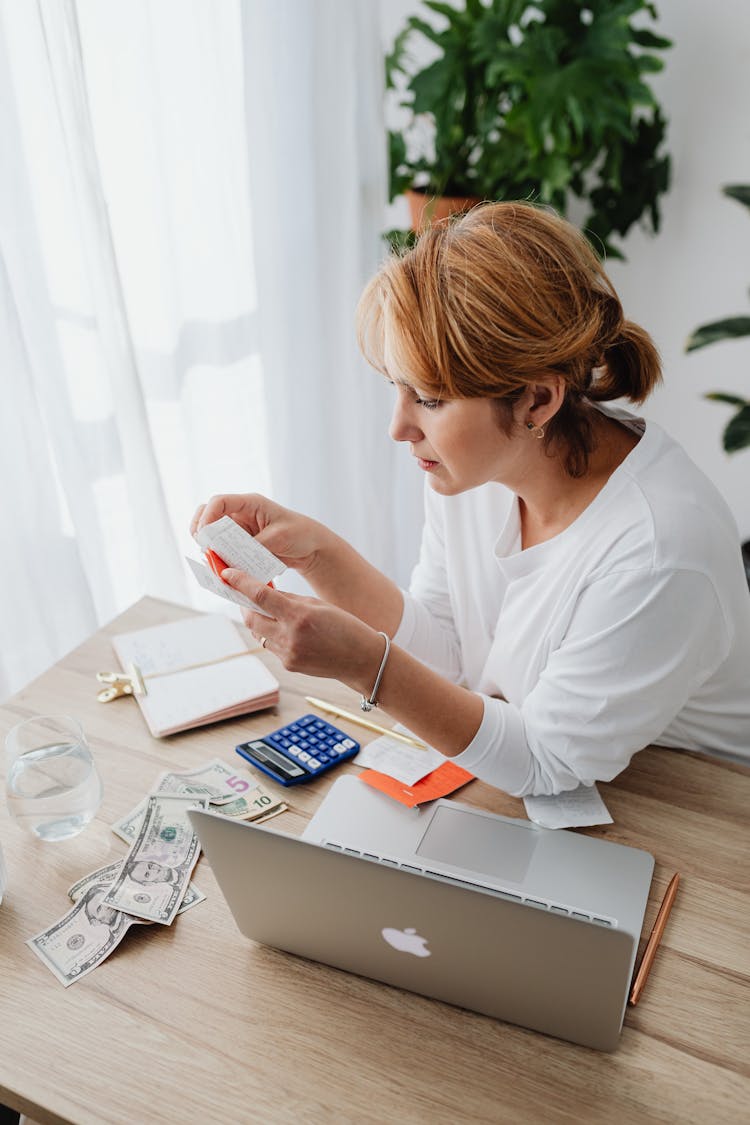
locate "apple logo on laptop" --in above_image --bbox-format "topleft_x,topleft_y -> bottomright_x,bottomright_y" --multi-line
381,926 -> 431,957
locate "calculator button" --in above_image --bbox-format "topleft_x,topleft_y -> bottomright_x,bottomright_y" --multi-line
317,753 -> 330,763
329,743 -> 345,756
286,746 -> 301,758
289,734 -> 300,743
297,750 -> 311,763
342,738 -> 356,749
288,724 -> 300,732
298,740 -> 310,750
307,758 -> 322,770
300,715 -> 314,726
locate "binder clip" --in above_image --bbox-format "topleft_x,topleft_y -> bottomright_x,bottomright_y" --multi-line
96,663 -> 146,704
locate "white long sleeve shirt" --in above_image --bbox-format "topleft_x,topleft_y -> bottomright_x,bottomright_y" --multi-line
393,406 -> 750,796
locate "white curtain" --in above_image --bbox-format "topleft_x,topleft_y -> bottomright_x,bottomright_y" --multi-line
242,0 -> 416,579
0,0 -> 422,702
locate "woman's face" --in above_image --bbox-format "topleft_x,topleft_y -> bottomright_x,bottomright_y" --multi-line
388,380 -> 524,496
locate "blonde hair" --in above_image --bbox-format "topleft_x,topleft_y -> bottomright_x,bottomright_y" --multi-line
356,201 -> 661,476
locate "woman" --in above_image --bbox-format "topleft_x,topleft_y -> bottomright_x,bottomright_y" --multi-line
192,202 -> 750,795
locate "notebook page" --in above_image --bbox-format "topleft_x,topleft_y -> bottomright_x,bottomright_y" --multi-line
112,615 -> 278,736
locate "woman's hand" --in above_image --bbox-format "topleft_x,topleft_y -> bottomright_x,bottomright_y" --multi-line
190,493 -> 328,577
222,569 -> 385,692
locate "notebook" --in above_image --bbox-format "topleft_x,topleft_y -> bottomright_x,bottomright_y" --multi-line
111,614 -> 279,737
188,776 -> 654,1051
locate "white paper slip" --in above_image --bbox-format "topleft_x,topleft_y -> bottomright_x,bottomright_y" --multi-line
186,557 -> 274,617
195,516 -> 286,585
356,729 -> 444,786
523,784 -> 613,830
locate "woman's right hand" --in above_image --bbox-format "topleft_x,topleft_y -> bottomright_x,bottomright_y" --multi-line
190,493 -> 328,577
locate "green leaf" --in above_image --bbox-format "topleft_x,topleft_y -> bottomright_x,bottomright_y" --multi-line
422,1 -> 464,23
705,392 -> 749,407
723,406 -> 750,453
723,184 -> 750,211
630,29 -> 673,49
686,316 -> 750,352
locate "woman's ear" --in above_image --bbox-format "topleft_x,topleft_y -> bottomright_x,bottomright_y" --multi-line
525,376 -> 566,426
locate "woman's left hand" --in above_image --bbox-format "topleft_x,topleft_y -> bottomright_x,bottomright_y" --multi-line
221,569 -> 385,692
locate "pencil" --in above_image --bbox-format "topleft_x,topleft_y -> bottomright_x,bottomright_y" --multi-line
628,872 -> 680,1006
304,695 -> 429,751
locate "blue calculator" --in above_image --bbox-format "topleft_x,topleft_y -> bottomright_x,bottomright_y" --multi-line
235,714 -> 360,786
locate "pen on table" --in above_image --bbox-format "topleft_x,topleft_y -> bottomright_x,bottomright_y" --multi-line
305,696 -> 429,751
628,872 -> 680,1006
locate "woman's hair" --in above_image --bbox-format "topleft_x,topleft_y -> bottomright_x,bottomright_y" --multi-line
356,201 -> 661,476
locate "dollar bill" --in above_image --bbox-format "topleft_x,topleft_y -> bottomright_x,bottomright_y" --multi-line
103,795 -> 206,924
67,861 -> 205,914
112,765 -> 285,842
26,879 -> 148,988
155,759 -> 266,803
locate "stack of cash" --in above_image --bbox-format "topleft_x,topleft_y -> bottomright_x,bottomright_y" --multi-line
27,759 -> 286,987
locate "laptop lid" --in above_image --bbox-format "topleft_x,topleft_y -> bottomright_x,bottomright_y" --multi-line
189,808 -> 638,1051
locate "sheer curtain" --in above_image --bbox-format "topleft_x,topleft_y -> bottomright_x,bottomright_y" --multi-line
242,0 -> 420,579
0,0 -> 421,702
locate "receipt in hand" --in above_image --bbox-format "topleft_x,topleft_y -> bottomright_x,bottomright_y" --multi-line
188,516 -> 286,617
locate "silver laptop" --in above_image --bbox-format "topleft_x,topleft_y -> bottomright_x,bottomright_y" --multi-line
188,776 -> 653,1051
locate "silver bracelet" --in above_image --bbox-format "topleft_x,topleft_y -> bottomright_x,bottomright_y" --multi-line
360,631 -> 391,712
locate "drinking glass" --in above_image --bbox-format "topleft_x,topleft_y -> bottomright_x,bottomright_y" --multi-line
5,715 -> 103,841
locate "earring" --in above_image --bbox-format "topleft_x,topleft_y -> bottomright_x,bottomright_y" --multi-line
526,421 -> 545,439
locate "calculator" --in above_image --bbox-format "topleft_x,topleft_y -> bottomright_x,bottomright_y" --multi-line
235,714 -> 360,786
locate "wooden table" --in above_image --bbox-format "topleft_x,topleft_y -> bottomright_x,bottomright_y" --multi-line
0,597 -> 748,1125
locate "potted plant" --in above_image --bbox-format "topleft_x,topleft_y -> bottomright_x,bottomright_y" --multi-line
686,183 -> 750,586
385,0 -> 672,257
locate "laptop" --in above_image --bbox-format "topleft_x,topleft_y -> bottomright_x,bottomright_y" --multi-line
188,775 -> 653,1051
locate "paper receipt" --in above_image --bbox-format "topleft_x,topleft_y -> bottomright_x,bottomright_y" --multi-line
195,516 -> 286,585
523,784 -> 613,829
186,557 -> 274,617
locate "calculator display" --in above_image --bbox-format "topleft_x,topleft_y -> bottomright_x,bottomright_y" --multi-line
235,714 -> 360,787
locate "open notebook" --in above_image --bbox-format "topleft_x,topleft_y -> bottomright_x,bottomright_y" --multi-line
111,614 -> 279,737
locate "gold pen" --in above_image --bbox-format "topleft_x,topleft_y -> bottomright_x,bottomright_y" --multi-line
305,695 -> 429,751
628,872 -> 680,1006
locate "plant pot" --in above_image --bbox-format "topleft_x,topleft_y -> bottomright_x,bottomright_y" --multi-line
406,188 -> 482,231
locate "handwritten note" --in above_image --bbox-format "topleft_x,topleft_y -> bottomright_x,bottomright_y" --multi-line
523,784 -> 613,830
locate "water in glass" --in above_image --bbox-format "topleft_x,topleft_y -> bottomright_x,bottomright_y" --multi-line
6,721 -> 102,841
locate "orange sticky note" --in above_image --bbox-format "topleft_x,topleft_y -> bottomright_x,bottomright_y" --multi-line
361,761 -> 474,808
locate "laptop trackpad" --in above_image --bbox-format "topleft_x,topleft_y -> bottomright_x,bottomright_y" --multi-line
416,804 -> 537,884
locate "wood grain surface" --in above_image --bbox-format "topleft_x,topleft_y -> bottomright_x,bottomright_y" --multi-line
0,597 -> 747,1125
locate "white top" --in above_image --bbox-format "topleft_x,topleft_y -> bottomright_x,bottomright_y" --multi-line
394,406 -> 750,796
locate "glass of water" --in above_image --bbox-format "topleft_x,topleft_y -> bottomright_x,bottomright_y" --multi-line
5,715 -> 103,841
